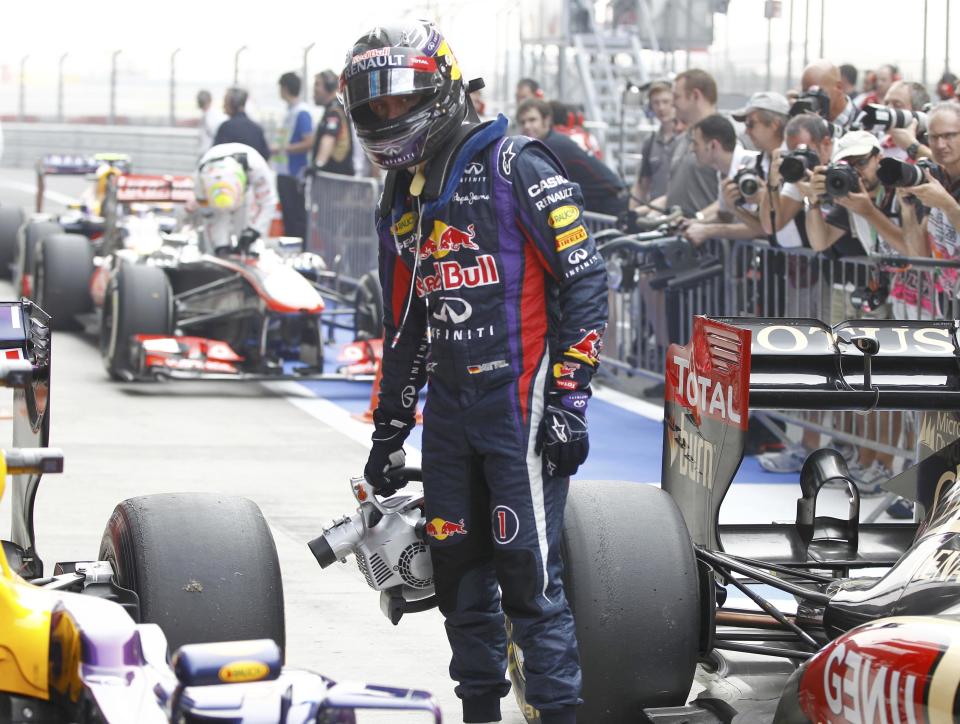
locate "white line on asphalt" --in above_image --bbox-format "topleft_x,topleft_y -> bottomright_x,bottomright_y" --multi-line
0,179 -> 75,207
264,380 -> 423,468
592,383 -> 663,421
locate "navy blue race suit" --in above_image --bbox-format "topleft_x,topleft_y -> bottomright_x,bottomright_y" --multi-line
374,114 -> 608,718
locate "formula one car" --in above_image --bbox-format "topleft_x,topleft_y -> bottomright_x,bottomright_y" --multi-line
0,154 -> 131,292
18,171 -> 379,381
0,300 -> 440,722
316,314 -> 960,723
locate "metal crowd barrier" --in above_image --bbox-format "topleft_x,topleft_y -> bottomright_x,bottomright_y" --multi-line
601,235 -> 728,379
305,170 -> 380,287
726,241 -> 960,473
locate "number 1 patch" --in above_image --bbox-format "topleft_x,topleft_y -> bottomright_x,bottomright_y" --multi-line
492,505 -> 520,544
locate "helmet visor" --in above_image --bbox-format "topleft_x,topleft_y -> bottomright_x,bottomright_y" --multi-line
341,48 -> 441,110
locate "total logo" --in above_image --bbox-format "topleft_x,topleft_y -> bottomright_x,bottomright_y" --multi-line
425,517 -> 468,541
419,221 -> 479,260
416,254 -> 500,297
671,355 -> 742,424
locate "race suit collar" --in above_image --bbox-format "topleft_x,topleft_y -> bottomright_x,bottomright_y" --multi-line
419,114 -> 508,216
381,114 -> 508,227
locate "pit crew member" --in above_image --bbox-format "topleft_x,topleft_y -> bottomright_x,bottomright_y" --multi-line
341,20 -> 608,724
194,142 -> 278,256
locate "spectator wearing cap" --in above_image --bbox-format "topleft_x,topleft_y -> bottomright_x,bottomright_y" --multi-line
731,91 -> 800,248
805,130 -> 906,259
881,81 -> 932,162
517,97 -> 628,217
629,81 -> 678,208
683,114 -> 764,245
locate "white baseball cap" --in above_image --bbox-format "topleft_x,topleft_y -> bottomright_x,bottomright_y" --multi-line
832,130 -> 882,162
731,92 -> 790,121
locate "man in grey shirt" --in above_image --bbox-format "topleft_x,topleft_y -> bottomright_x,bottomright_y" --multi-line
633,69 -> 720,218
630,81 -> 678,207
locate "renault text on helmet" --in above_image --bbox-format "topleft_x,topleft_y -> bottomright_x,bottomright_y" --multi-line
339,20 -> 468,170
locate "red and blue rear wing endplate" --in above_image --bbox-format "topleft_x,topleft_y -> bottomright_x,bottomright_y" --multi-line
36,153 -> 131,176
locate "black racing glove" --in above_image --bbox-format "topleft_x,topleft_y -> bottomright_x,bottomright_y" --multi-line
536,388 -> 590,478
363,409 -> 413,497
238,227 -> 260,253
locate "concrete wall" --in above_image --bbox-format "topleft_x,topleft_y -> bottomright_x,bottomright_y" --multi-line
1,123 -> 200,175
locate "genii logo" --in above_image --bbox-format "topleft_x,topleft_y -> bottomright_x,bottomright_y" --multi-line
548,205 -> 580,229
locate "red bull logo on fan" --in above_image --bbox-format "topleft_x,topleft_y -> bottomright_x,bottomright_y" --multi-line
419,221 -> 479,260
425,517 -> 468,541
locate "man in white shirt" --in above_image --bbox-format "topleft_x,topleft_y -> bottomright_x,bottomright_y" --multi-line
683,114 -> 764,244
196,90 -> 227,157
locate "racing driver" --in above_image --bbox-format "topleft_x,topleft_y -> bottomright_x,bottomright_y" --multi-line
194,142 -> 278,256
341,20 -> 608,724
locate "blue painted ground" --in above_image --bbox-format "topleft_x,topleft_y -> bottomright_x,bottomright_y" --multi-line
300,335 -> 800,487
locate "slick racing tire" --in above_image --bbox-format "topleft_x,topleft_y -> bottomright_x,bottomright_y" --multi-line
99,493 -> 286,657
17,220 -> 62,298
0,207 -> 25,280
101,263 -> 173,380
353,269 -> 384,340
34,233 -> 94,330
507,481 -> 700,724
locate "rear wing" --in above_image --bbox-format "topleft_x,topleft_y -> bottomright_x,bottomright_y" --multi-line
34,153 -> 132,212
114,174 -> 194,204
663,316 -> 960,548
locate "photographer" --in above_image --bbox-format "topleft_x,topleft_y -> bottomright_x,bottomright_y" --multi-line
683,114 -> 764,245
799,60 -> 860,133
761,113 -> 834,251
803,131 -> 907,258
733,92 -> 802,248
880,81 -> 932,162
900,103 -> 960,263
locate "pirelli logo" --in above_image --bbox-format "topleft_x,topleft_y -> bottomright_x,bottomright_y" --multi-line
391,212 -> 417,236
555,225 -> 588,251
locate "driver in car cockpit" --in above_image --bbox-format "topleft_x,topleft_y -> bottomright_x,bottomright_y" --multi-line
194,142 -> 278,256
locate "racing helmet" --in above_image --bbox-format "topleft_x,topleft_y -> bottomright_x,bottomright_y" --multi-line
339,20 -> 468,170
199,155 -> 247,211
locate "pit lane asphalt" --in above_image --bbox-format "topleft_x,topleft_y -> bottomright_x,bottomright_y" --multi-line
0,168 -> 527,724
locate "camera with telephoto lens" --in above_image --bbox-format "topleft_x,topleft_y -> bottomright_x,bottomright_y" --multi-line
877,157 -> 940,187
789,87 -> 831,119
733,165 -> 761,200
823,161 -> 862,198
857,104 -> 929,134
779,145 -> 821,183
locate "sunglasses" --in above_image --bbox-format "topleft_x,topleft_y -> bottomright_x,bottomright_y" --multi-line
844,153 -> 875,169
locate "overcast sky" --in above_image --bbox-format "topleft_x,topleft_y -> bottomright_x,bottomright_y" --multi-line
0,0 -> 956,119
